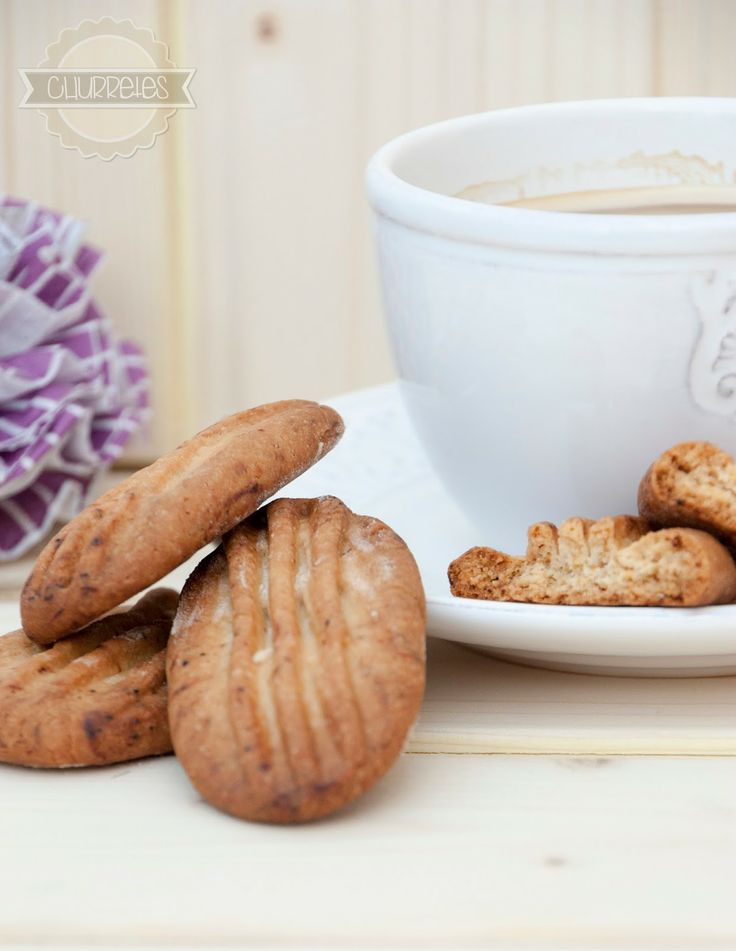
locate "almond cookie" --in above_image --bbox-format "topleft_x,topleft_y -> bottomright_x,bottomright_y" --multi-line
0,588 -> 178,767
638,441 -> 736,548
22,401 -> 344,644
448,515 -> 736,606
167,496 -> 425,823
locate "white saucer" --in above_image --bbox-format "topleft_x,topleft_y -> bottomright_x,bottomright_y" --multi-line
287,383 -> 736,677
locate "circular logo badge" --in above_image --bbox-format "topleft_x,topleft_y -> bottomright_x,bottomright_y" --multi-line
19,18 -> 195,160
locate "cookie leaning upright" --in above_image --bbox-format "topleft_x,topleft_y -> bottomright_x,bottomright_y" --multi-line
638,441 -> 736,547
21,401 -> 344,644
167,496 -> 426,823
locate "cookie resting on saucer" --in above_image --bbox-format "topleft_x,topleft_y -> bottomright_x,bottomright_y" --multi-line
167,496 -> 426,823
638,441 -> 736,549
21,400 -> 344,644
0,589 -> 177,767
448,515 -> 736,606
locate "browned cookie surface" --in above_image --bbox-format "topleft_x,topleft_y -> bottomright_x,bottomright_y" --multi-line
167,496 -> 426,823
638,441 -> 736,547
449,515 -> 736,606
0,589 -> 178,768
22,401 -> 344,644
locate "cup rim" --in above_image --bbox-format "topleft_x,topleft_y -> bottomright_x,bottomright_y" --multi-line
365,97 -> 736,256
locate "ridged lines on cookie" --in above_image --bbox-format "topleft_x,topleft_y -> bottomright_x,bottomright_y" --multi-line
1,621 -> 169,694
293,503 -> 345,784
340,515 -> 416,737
221,499 -> 369,805
295,512 -> 346,779
306,499 -> 368,767
262,501 -> 322,793
223,524 -> 294,804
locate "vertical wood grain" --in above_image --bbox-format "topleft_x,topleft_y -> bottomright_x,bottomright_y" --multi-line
655,0 -> 736,95
351,0 -> 488,390
482,0 -> 654,107
547,0 -> 655,100
482,0 -> 551,107
350,0 -> 408,389
179,0 -> 365,431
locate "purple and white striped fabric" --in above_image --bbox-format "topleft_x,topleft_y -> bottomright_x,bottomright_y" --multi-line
0,197 -> 149,560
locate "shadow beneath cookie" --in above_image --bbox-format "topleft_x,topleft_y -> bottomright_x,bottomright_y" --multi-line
327,754 -> 422,825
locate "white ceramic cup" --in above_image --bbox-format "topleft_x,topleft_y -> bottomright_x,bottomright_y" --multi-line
366,97 -> 736,551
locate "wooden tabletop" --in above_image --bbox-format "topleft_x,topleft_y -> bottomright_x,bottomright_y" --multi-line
0,752 -> 734,949
1,501 -> 735,949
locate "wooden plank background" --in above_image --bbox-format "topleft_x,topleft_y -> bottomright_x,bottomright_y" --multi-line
1,0 -> 735,460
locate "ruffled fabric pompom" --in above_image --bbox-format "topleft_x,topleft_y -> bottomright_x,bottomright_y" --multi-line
0,197 -> 149,560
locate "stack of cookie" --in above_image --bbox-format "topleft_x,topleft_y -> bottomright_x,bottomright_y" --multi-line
450,441 -> 736,607
0,401 -> 426,824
